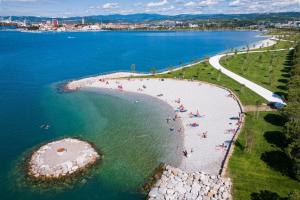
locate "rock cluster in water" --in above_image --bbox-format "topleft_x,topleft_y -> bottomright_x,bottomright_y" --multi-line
29,138 -> 100,179
148,165 -> 232,200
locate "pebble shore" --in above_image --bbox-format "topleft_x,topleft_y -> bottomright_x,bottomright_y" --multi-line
148,165 -> 232,200
29,138 -> 100,178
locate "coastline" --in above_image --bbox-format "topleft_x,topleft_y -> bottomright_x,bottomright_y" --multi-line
62,35 -> 278,199
82,87 -> 186,168
65,36 -> 277,175
68,78 -> 242,174
65,35 -> 276,85
1,28 -> 265,33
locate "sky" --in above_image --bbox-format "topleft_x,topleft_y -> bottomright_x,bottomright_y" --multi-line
0,0 -> 299,17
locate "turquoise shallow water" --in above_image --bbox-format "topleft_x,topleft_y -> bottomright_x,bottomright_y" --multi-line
0,31 -> 262,199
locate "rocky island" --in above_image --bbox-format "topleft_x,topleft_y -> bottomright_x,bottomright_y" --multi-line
28,138 -> 100,179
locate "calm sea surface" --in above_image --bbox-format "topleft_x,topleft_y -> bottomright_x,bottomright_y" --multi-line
0,31 -> 262,200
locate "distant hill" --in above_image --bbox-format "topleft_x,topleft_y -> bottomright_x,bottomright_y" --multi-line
4,12 -> 300,24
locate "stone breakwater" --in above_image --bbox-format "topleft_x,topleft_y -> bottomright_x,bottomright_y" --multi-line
148,165 -> 232,200
29,138 -> 100,178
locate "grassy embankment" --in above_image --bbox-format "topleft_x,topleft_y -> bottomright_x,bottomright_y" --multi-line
220,48 -> 291,99
223,34 -> 300,199
150,33 -> 300,199
228,112 -> 300,200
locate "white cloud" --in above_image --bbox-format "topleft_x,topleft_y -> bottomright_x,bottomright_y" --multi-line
2,0 -> 38,2
102,2 -> 119,9
147,0 -> 168,7
184,1 -> 196,7
198,0 -> 219,6
229,0 -> 241,7
273,0 -> 299,6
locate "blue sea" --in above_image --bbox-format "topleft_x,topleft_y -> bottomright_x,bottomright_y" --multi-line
0,31 -> 262,200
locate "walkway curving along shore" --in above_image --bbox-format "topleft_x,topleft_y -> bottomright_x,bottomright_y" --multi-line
209,49 -> 286,105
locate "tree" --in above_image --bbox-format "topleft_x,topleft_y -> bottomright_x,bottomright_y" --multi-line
234,49 -> 238,56
150,67 -> 157,76
288,190 -> 300,200
255,100 -> 262,119
217,69 -> 222,82
130,64 -> 136,73
245,128 -> 254,153
268,69 -> 274,86
258,53 -> 263,63
240,84 -> 245,94
168,66 -> 174,74
282,42 -> 300,180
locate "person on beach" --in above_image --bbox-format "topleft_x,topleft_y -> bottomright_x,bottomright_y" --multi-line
183,150 -> 188,157
173,113 -> 180,121
177,128 -> 182,133
202,131 -> 208,138
166,116 -> 171,123
216,143 -> 227,151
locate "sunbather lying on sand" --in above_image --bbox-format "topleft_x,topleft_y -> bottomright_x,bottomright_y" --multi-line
215,143 -> 228,151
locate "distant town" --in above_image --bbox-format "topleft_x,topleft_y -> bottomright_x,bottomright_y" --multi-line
1,12 -> 300,32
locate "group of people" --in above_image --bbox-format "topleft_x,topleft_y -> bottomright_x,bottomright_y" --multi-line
189,110 -> 205,118
167,114 -> 183,133
178,104 -> 187,112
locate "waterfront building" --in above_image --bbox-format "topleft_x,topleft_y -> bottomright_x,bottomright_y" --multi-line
52,19 -> 59,27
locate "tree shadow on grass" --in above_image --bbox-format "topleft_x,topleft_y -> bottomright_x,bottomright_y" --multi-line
234,140 -> 245,151
264,131 -> 288,149
282,73 -> 291,78
251,190 -> 287,200
281,67 -> 291,73
274,91 -> 288,99
264,114 -> 286,126
278,78 -> 289,84
261,151 -> 294,177
277,85 -> 288,91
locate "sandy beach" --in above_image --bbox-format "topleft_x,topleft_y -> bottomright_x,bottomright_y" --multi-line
68,78 -> 242,174
65,37 -> 281,174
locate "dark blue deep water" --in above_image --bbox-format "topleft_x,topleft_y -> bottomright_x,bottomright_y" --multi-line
0,31 -> 261,200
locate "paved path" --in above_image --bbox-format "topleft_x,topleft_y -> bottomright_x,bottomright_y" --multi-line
209,49 -> 287,105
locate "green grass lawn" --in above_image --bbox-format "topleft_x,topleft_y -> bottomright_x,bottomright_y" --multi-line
220,49 -> 291,99
151,62 -> 266,105
145,37 -> 300,199
228,112 -> 300,200
262,40 -> 293,51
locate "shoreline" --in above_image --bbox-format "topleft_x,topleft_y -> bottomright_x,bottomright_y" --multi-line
65,36 -> 277,175
64,35 -> 277,85
1,29 -> 264,33
61,36 -> 279,199
68,78 -> 242,174
82,87 -> 186,168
